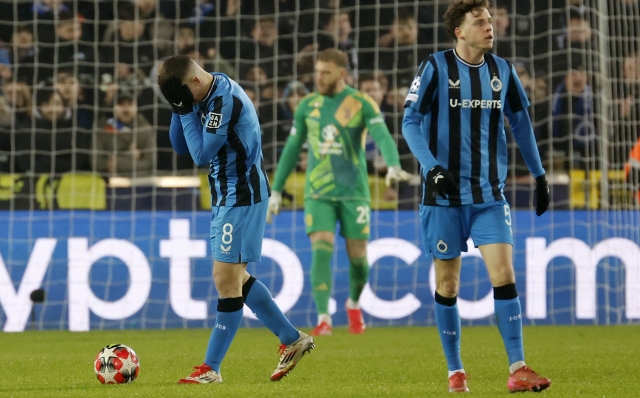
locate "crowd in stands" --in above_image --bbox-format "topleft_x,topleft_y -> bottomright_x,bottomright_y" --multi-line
0,0 -> 639,209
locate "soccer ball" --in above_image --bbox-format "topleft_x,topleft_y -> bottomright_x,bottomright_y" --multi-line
94,343 -> 140,384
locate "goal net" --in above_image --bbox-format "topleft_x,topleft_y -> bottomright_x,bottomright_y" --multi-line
0,0 -> 639,332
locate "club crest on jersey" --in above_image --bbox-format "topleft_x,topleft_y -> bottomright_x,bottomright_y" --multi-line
322,124 -> 338,141
448,79 -> 460,89
206,112 -> 223,129
491,76 -> 502,92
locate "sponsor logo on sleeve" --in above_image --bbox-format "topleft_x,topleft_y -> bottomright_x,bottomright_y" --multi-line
206,112 -> 223,129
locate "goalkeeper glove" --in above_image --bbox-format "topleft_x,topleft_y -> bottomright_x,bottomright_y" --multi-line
426,165 -> 458,199
159,76 -> 194,115
385,166 -> 412,186
266,191 -> 282,224
535,175 -> 550,216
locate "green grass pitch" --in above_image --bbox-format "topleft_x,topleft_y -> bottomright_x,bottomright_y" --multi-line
0,325 -> 637,397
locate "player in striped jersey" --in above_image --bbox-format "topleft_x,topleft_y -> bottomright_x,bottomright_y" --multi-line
402,1 -> 551,394
158,55 -> 314,384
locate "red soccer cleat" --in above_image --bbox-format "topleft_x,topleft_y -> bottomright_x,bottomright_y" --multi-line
508,366 -> 551,393
178,363 -> 222,384
309,321 -> 332,336
346,302 -> 366,334
449,372 -> 470,393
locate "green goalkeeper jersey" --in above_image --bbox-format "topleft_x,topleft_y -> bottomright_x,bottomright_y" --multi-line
272,86 -> 401,201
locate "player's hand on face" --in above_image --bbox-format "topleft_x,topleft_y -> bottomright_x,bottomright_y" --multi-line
266,191 -> 282,224
426,165 -> 458,199
160,77 -> 194,115
385,166 -> 412,186
535,175 -> 550,216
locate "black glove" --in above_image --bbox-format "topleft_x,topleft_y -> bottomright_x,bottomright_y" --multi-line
535,175 -> 550,216
426,165 -> 458,199
159,76 -> 194,115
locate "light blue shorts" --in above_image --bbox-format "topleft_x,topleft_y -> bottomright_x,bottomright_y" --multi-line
419,200 -> 513,260
210,200 -> 267,263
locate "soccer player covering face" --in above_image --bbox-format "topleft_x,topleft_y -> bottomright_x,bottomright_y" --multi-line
267,49 -> 411,336
157,55 -> 314,384
402,0 -> 551,393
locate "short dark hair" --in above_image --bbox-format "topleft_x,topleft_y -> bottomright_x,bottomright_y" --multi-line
34,84 -> 59,108
117,1 -> 137,21
395,8 -> 415,23
57,10 -> 75,26
317,48 -> 348,68
359,70 -> 388,90
443,0 -> 490,41
116,95 -> 134,105
158,55 -> 193,90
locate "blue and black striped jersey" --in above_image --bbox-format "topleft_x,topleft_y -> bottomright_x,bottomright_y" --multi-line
171,73 -> 270,207
403,49 -> 544,206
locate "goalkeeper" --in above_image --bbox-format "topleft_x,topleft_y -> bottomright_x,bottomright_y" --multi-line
267,48 -> 411,336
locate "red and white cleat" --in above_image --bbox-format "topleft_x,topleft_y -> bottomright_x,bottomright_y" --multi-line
346,301 -> 366,334
508,366 -> 551,393
178,363 -> 222,384
449,372 -> 470,393
309,321 -> 332,336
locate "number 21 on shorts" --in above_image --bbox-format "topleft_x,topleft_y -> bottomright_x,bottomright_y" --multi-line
356,205 -> 370,224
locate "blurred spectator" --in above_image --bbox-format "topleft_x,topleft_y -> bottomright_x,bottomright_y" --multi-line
358,72 -> 387,109
101,1 -> 156,76
0,92 -> 10,172
514,62 -> 550,164
180,45 -> 236,80
301,10 -> 357,72
93,95 -> 155,176
357,72 -> 399,201
0,47 -> 11,84
23,0 -> 71,45
1,80 -> 32,174
40,10 -> 95,84
10,26 -> 38,84
552,61 -> 598,171
377,11 -> 425,88
2,80 -> 32,121
551,11 -> 599,88
99,62 -> 150,108
175,24 -> 196,54
15,84 -> 91,174
53,68 -> 93,131
102,0 -> 173,58
489,4 -> 513,60
239,17 -> 293,81
612,52 -> 640,169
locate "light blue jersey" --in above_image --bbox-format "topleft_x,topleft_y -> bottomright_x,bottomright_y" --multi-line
403,49 -> 544,206
170,73 -> 270,207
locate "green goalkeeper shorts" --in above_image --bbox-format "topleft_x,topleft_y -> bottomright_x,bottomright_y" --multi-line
304,198 -> 371,240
